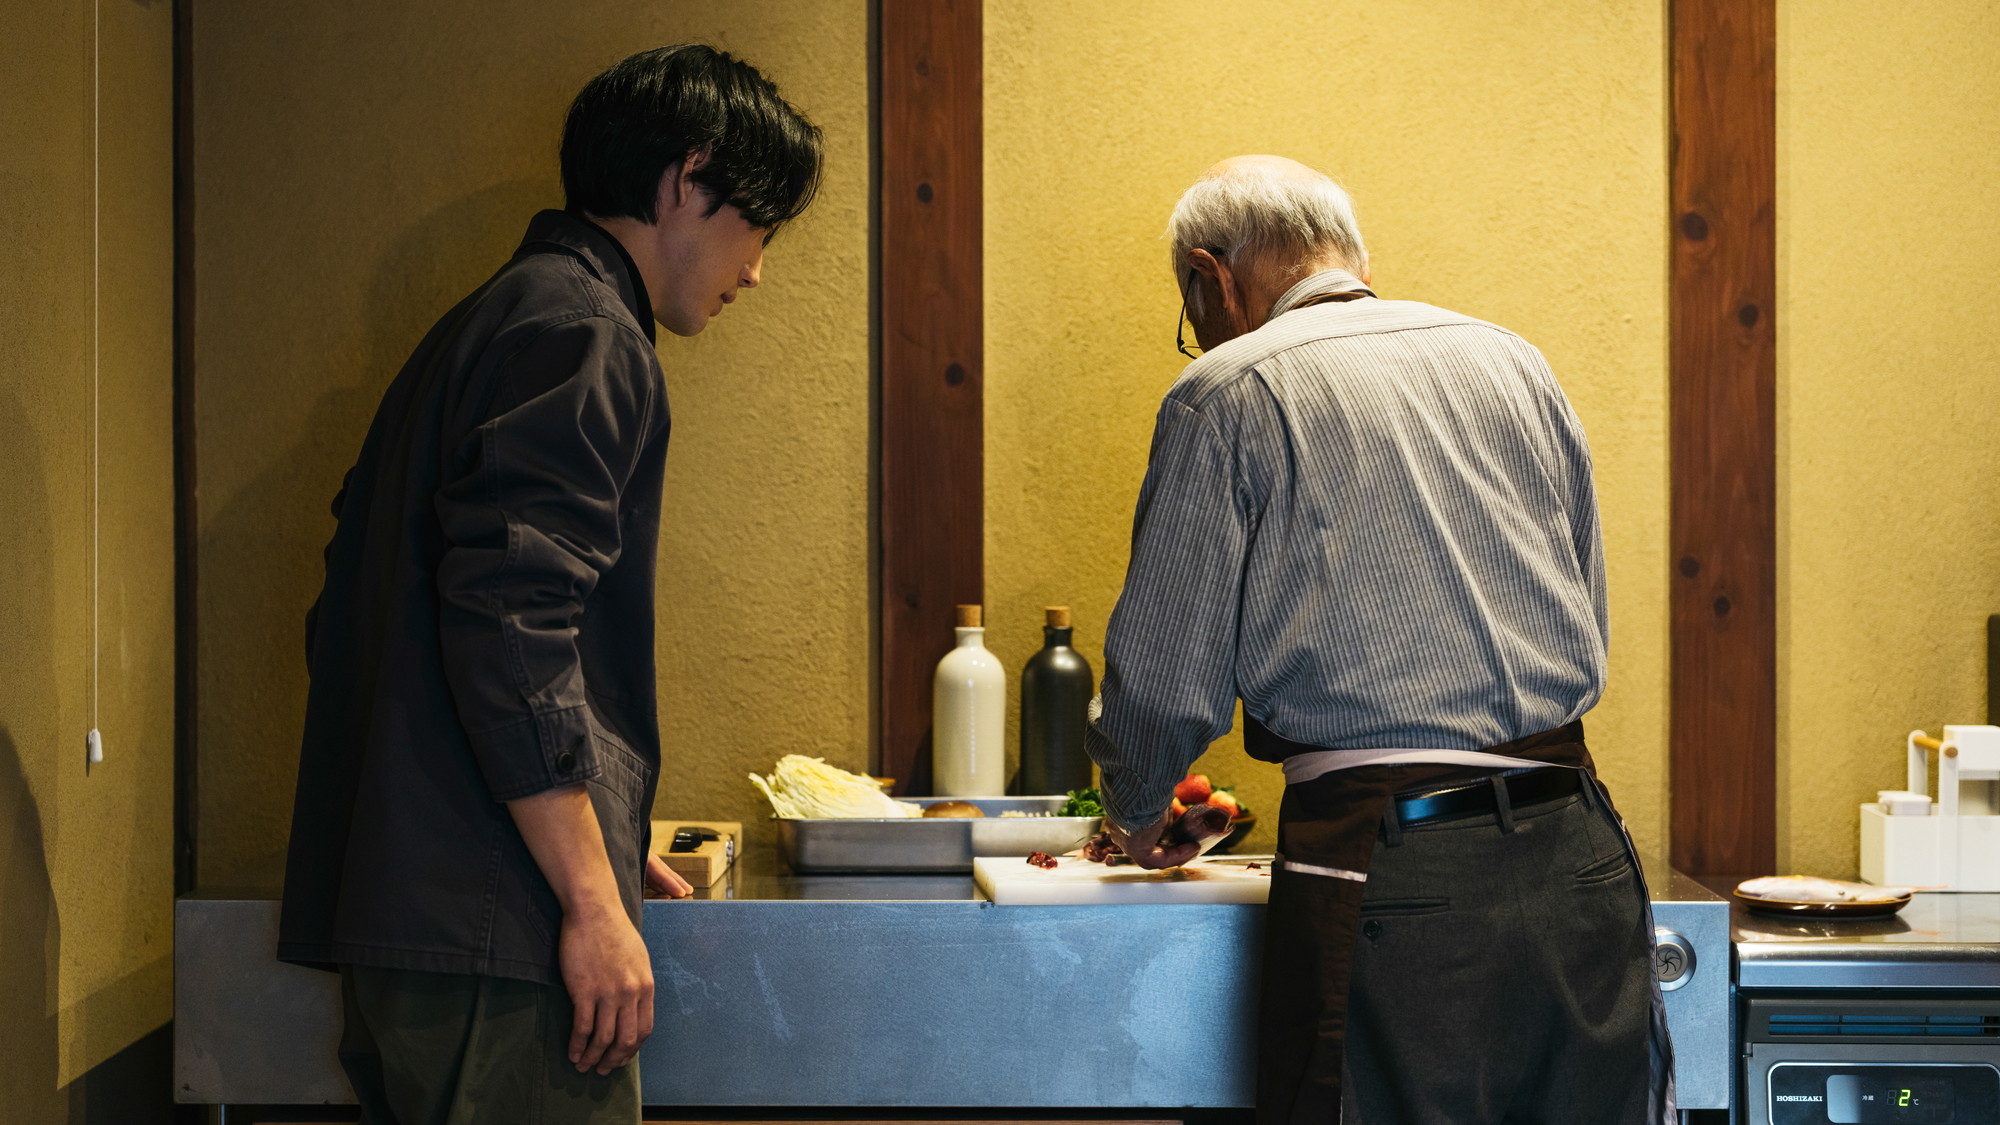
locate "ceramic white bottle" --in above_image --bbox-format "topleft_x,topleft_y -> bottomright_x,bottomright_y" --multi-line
932,604 -> 1006,796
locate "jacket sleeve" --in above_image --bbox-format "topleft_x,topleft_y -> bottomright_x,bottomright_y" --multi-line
432,316 -> 659,802
304,470 -> 352,668
1086,398 -> 1255,835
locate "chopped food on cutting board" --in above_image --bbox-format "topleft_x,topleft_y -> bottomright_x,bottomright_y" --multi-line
1735,875 -> 1916,903
976,854 -> 1275,905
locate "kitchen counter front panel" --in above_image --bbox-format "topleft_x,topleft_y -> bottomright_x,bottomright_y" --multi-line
175,848 -> 1728,1108
639,898 -> 1259,1106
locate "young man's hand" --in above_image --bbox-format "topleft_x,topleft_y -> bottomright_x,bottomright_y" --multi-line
1106,811 -> 1201,870
558,903 -> 655,1075
646,852 -> 694,898
505,784 -> 660,1075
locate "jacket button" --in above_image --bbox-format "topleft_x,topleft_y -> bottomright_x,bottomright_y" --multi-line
556,751 -> 577,775
1362,920 -> 1383,940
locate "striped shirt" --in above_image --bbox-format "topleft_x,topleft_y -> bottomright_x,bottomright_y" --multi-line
1087,268 -> 1608,835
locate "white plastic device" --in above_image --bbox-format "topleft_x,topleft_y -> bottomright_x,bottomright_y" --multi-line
1859,725 -> 2000,891
1875,789 -> 1933,816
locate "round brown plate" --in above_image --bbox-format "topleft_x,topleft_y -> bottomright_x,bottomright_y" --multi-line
1732,890 -> 1912,918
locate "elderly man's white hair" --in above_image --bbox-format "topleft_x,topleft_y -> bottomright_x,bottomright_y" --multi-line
1166,155 -> 1366,321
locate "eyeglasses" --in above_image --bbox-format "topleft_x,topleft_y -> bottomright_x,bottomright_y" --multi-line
1176,268 -> 1203,358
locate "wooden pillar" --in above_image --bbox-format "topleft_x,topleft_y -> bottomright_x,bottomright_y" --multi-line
174,0 -> 199,894
1669,0 -> 1778,875
876,0 -> 982,795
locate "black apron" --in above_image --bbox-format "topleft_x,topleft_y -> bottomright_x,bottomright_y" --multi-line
1248,719 -> 1676,1124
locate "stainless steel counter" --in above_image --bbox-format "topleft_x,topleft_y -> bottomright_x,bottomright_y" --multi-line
1730,891 -> 2000,990
175,848 -> 1730,1109
1718,888 -> 2000,1123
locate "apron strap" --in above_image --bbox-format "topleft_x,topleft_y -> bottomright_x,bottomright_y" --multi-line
1282,746 -> 1554,786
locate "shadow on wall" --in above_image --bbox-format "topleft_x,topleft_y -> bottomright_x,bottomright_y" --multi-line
0,371 -> 65,1116
0,736 -> 175,1120
0,729 -> 64,1122
199,178 -> 552,887
0,386 -> 177,1121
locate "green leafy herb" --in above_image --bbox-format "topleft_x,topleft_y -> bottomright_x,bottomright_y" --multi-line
1058,787 -> 1104,819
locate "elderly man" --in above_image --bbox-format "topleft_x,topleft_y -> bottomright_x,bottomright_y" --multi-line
1087,156 -> 1672,1124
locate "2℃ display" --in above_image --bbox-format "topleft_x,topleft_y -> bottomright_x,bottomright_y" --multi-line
1824,1074 -> 1952,1124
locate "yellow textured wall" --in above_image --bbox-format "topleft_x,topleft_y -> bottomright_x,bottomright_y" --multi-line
0,0 -> 176,1110
1776,1 -> 2000,876
983,1 -> 1671,856
192,0 -> 870,883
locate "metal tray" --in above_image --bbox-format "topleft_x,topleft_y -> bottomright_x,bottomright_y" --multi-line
777,796 -> 1101,874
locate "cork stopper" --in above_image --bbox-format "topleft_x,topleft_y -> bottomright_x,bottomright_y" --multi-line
1045,606 -> 1072,628
954,604 -> 983,628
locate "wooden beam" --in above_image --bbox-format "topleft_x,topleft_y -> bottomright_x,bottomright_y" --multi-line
876,0 -> 982,796
173,0 -> 199,894
1987,615 -> 1999,725
1669,0 -> 1777,875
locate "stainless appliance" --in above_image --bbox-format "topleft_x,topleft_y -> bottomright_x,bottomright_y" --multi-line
1734,892 -> 2000,1124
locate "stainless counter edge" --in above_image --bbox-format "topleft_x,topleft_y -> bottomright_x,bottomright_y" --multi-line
1736,948 -> 2000,991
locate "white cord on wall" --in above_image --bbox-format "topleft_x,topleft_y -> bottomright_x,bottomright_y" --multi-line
88,0 -> 103,771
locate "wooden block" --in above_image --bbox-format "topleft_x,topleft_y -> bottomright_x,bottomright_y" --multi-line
650,820 -> 741,888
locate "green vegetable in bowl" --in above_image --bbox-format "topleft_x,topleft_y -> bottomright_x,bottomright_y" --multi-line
1057,787 -> 1103,819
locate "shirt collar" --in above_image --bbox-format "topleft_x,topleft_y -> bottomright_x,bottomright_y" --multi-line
516,209 -> 657,344
1267,268 -> 1377,320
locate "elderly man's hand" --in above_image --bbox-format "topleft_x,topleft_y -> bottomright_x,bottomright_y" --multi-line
1105,811 -> 1202,871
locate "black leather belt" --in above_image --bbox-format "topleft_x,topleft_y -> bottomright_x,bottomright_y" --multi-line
1393,766 -> 1582,830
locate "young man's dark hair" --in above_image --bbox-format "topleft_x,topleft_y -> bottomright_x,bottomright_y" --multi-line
560,44 -> 823,233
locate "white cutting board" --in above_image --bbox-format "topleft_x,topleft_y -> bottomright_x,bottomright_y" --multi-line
974,854 -> 1275,905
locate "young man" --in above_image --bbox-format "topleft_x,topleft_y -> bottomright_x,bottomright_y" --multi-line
1089,156 -> 1672,1123
278,45 -> 823,1124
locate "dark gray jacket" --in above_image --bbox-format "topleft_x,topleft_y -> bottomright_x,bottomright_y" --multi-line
279,210 -> 667,982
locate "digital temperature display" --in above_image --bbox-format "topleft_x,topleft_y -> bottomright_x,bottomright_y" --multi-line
1770,1062 -> 1998,1125
1826,1074 -> 1955,1124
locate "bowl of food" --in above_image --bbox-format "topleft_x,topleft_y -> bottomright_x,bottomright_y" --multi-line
1171,772 -> 1255,853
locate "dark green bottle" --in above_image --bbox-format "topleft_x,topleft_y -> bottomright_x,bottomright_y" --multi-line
1020,606 -> 1096,795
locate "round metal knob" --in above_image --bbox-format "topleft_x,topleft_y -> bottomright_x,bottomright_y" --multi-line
1653,927 -> 1695,991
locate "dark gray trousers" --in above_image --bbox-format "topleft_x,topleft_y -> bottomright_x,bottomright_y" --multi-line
338,965 -> 640,1125
1340,789 -> 1657,1124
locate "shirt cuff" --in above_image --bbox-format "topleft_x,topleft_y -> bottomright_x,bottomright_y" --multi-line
466,706 -> 601,801
1098,763 -> 1177,838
